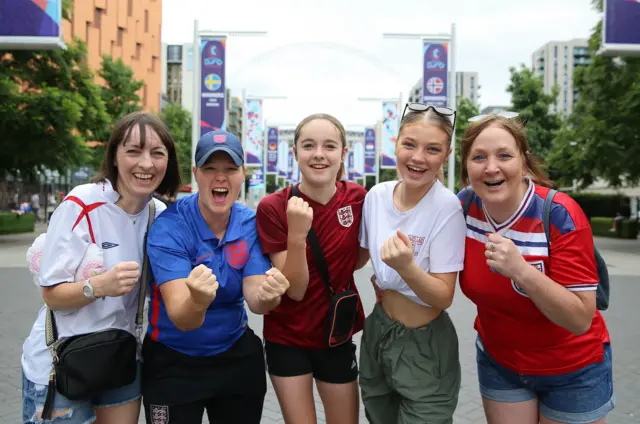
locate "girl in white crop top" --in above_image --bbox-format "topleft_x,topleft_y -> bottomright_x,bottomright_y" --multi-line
357,103 -> 466,424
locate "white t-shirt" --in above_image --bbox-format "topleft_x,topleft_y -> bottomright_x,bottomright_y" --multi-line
359,180 -> 466,306
21,180 -> 166,385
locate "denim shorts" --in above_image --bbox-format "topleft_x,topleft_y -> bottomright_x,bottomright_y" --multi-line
476,337 -> 615,424
22,363 -> 141,424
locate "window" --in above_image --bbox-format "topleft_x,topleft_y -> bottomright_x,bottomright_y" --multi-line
144,10 -> 149,32
93,8 -> 102,29
128,0 -> 133,17
143,84 -> 148,107
135,43 -> 141,60
117,28 -> 124,47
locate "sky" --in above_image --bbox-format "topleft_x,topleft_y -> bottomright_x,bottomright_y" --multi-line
161,0 -> 601,128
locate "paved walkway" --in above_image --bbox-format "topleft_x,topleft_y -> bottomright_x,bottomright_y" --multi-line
0,227 -> 638,423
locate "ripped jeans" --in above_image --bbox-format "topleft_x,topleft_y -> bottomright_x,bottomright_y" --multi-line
21,365 -> 141,424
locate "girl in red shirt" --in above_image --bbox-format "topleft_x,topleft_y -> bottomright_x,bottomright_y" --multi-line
256,113 -> 368,424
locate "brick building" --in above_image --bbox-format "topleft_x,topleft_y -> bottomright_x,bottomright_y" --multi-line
62,0 -> 162,111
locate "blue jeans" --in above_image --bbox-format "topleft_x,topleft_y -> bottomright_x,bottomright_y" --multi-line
476,337 -> 615,424
22,364 -> 141,424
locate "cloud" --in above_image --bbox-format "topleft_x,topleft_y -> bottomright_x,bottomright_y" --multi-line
162,0 -> 600,125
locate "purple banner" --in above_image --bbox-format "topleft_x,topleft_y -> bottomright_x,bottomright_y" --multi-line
603,0 -> 640,52
200,38 -> 226,136
422,41 -> 449,107
0,0 -> 65,49
287,149 -> 294,182
249,164 -> 265,189
364,128 -> 377,176
347,151 -> 355,181
266,127 -> 279,174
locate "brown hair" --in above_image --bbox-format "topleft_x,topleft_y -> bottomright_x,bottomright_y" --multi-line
459,115 -> 552,187
92,112 -> 181,196
398,109 -> 454,181
294,113 -> 347,181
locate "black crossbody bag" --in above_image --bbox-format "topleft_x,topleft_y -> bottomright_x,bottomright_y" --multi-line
41,201 -> 155,419
290,185 -> 359,348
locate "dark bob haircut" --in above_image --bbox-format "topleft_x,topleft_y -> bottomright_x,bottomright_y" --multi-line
92,112 -> 181,196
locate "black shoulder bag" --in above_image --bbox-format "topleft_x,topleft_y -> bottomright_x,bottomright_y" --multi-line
41,201 -> 156,419
290,185 -> 360,348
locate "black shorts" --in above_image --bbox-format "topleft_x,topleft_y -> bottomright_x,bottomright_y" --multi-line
141,327 -> 266,424
264,339 -> 358,384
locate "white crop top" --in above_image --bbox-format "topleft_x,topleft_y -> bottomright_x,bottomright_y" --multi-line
359,180 -> 466,306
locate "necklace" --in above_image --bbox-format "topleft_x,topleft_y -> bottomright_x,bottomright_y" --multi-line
127,209 -> 145,225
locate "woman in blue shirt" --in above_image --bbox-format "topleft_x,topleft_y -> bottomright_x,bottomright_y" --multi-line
141,130 -> 290,424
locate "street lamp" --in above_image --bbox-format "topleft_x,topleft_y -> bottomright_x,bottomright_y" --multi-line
382,25 -> 458,192
190,20 -> 269,192
357,95 -> 403,185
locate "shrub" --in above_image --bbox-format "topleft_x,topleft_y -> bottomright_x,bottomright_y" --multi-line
590,217 -> 638,239
0,212 -> 36,234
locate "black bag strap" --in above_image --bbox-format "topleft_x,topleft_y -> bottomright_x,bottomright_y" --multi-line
543,189 -> 557,246
290,185 -> 335,296
45,200 -> 156,347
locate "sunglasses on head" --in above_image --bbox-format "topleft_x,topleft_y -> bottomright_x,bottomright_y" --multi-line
468,111 -> 519,122
402,102 -> 455,119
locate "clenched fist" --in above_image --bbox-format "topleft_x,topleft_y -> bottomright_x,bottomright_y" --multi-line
287,196 -> 313,239
186,264 -> 219,308
92,261 -> 140,297
381,230 -> 415,274
257,268 -> 290,303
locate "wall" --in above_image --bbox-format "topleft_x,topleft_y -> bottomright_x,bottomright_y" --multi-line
62,0 -> 162,112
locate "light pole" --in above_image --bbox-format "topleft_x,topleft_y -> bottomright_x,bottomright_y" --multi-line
382,24 -> 457,192
357,94 -> 403,186
240,92 -> 288,205
190,20 -> 268,193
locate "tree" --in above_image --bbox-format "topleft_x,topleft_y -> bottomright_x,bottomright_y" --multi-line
0,38 -> 110,179
89,55 -> 145,165
507,65 -> 561,161
547,0 -> 640,189
98,55 -> 143,120
160,103 -> 192,183
447,97 -> 480,188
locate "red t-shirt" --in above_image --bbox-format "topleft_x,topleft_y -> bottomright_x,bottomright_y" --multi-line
458,182 -> 610,375
256,181 -> 366,349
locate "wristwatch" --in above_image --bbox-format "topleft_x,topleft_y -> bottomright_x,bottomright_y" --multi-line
82,279 -> 97,299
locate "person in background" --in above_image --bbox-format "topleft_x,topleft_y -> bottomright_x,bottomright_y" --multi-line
458,114 -> 614,424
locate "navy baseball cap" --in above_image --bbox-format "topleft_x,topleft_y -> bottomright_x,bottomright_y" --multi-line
195,130 -> 244,167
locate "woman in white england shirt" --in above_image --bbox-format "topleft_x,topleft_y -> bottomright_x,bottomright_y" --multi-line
21,112 -> 181,424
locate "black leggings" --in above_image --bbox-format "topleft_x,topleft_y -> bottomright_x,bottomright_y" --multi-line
144,394 -> 264,424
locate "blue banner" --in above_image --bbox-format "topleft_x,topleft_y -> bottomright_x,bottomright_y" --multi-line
422,41 -> 449,107
266,127 -> 279,174
249,164 -> 265,189
200,38 -> 226,136
602,0 -> 640,56
0,0 -> 65,49
364,128 -> 377,176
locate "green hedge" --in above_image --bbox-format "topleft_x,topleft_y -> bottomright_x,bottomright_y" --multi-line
566,192 -> 629,220
0,212 -> 36,235
590,217 -> 639,239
